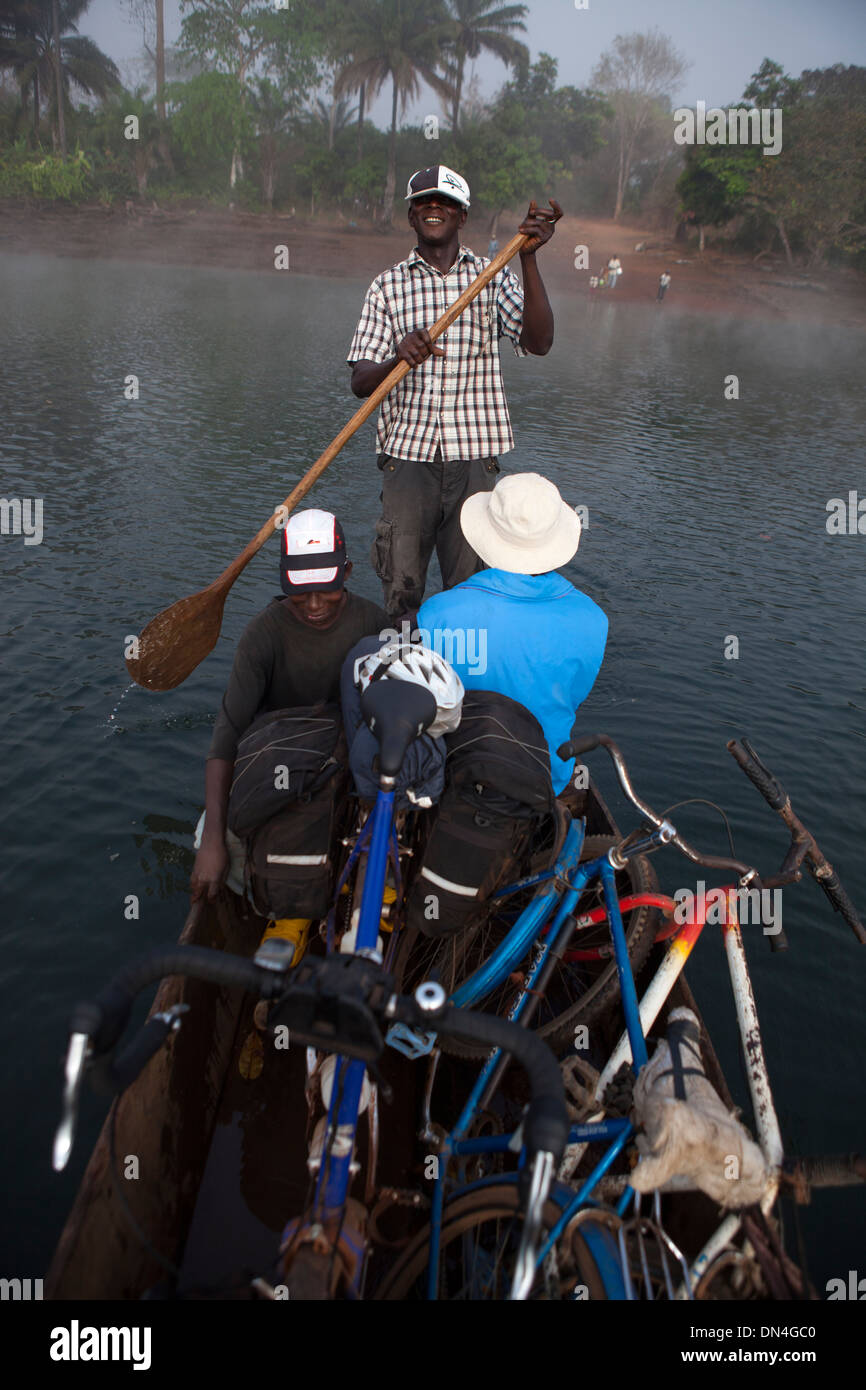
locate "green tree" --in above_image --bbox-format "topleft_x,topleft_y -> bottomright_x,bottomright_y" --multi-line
248,75 -> 294,207
167,69 -> 251,193
0,0 -> 120,152
444,0 -> 528,133
178,0 -> 320,188
447,55 -> 607,231
102,87 -> 162,195
749,95 -> 866,266
676,134 -> 761,253
742,57 -> 801,108
306,90 -> 358,149
333,0 -> 456,225
739,61 -> 866,266
591,28 -> 689,221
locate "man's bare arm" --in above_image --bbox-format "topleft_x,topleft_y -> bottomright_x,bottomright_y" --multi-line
190,758 -> 233,901
516,199 -> 563,356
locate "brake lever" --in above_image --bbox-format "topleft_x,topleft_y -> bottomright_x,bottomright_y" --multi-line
53,1032 -> 91,1173
508,1149 -> 555,1301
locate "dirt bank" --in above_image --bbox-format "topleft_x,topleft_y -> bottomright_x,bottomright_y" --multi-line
1,200 -> 864,329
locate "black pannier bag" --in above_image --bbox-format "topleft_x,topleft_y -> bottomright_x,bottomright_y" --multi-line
226,703 -> 347,920
406,691 -> 555,939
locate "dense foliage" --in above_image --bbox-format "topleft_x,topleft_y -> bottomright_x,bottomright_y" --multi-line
676,60 -> 866,266
1,4 -> 863,267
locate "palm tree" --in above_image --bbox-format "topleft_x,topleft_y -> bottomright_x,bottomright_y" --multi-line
1,0 -> 120,152
308,90 -> 359,150
445,0 -> 528,133
334,0 -> 456,225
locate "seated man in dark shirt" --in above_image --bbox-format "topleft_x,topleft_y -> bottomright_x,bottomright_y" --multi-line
190,509 -> 388,904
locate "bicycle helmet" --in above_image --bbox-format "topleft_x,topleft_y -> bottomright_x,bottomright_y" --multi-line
353,640 -> 464,737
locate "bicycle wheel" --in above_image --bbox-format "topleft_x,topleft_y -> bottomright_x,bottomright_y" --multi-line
395,835 -> 660,1057
373,1183 -> 624,1301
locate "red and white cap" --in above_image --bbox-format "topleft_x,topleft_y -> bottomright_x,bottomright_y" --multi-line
280,509 -> 348,593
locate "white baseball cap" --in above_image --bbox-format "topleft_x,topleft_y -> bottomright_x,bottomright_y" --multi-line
405,165 -> 470,209
279,509 -> 348,593
460,474 -> 581,574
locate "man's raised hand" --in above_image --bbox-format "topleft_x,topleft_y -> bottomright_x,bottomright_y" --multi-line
518,199 -> 563,255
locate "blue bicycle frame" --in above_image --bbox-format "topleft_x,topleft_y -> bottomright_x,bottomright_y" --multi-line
306,789 -> 397,1261
420,837 -> 651,1299
388,815 -> 650,1064
291,785 -> 652,1298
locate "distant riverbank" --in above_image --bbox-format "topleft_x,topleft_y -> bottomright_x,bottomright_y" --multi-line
1,200 -> 865,330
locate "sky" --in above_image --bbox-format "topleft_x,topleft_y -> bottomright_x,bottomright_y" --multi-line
84,0 -> 866,121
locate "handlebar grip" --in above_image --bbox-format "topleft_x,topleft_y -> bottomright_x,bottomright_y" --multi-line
104,1015 -> 177,1094
85,947 -> 278,1054
557,733 -> 601,761
814,869 -> 866,946
727,739 -> 787,812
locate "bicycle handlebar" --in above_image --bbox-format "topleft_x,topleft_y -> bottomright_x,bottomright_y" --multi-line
727,738 -> 866,946
69,946 -> 286,1056
558,727 -> 864,948
54,947 -> 569,1170
727,737 -> 787,812
559,732 -> 759,884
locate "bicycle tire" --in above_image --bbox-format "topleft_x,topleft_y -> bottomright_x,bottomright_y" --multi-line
395,836 -> 660,1058
373,1183 -> 623,1301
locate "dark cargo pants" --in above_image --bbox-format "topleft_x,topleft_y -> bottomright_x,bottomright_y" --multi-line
372,448 -> 500,618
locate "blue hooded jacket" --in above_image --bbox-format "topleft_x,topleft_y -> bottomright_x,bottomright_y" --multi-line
416,570 -> 608,793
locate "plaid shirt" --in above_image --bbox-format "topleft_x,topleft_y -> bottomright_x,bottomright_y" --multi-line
347,245 -> 527,462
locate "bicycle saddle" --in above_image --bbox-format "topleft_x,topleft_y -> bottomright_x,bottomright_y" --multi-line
360,680 -> 437,779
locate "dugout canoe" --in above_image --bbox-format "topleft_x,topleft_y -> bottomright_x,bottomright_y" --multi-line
45,780 -> 748,1301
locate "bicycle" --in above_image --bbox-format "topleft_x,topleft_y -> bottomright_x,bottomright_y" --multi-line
371,732 -> 864,1300
53,677 -> 569,1301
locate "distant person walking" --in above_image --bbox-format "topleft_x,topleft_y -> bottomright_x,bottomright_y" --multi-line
657,271 -> 671,302
607,254 -> 622,288
487,234 -> 499,258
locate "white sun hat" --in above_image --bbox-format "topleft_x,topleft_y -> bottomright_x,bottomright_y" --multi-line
460,473 -> 581,574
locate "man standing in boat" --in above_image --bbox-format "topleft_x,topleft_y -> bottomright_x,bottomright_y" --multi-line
347,165 -> 562,618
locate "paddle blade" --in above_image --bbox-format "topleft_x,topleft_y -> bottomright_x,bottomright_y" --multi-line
126,584 -> 227,691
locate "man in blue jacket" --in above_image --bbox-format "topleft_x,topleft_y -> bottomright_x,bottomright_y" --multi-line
414,472 -> 607,794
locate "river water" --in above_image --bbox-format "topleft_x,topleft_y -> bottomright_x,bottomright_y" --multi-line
1,251 -> 864,1288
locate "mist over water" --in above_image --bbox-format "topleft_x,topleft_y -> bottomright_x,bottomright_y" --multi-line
1,251 -> 864,1280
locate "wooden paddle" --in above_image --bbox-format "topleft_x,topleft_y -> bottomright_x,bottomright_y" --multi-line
126,231 -> 530,690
